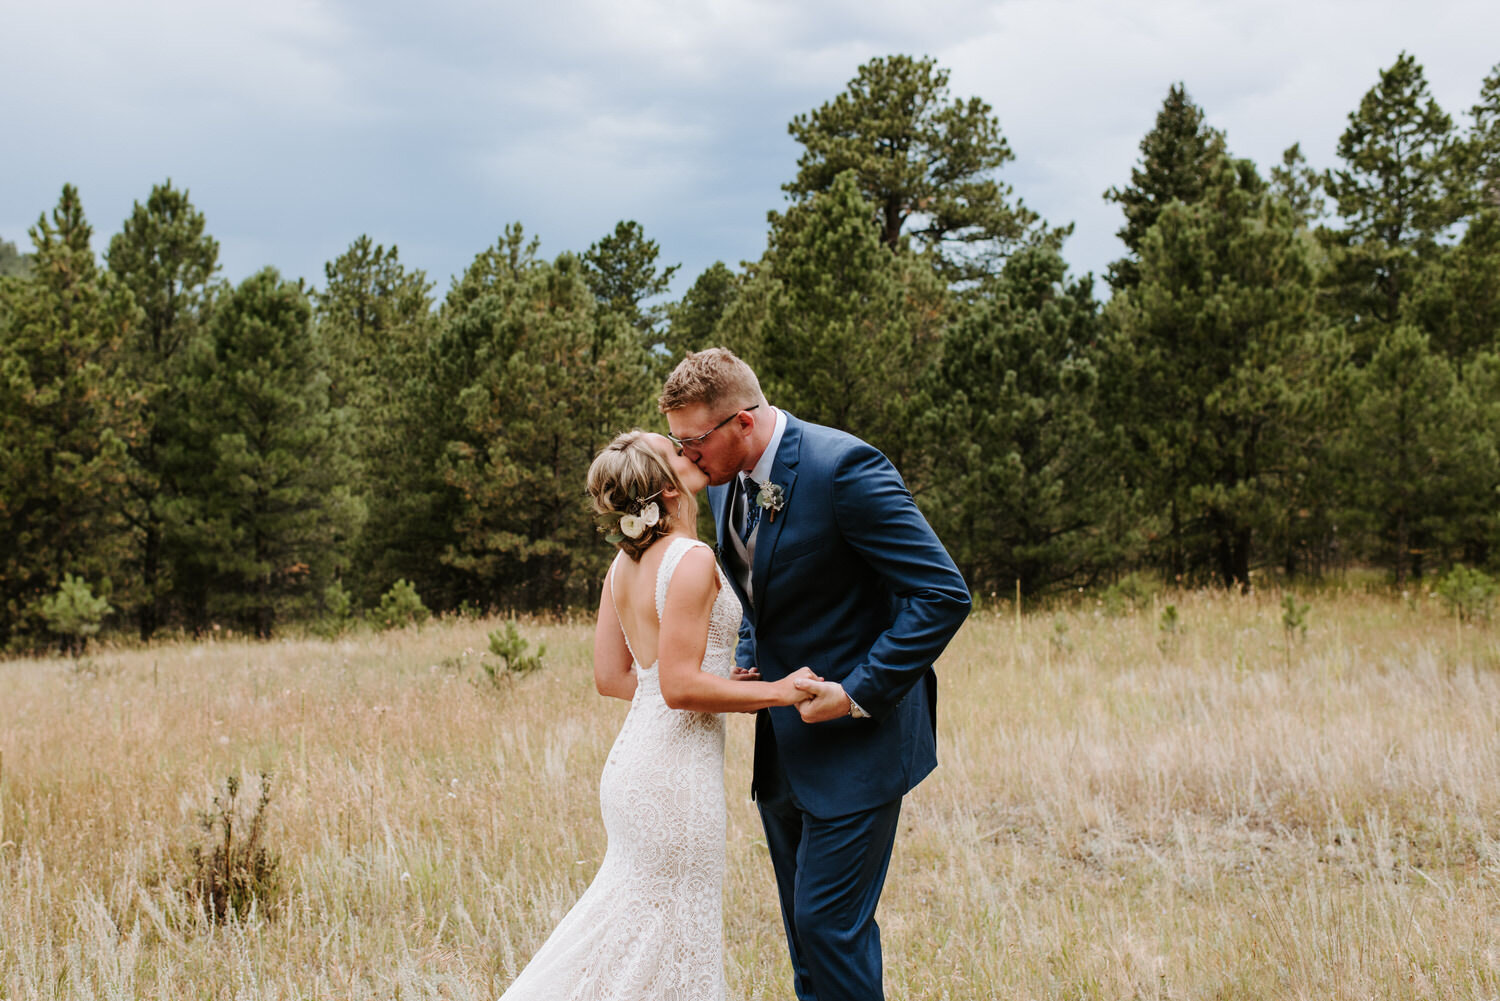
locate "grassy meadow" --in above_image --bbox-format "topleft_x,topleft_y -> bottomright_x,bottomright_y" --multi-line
2,587 -> 1499,999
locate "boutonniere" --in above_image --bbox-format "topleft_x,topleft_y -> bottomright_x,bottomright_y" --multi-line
755,481 -> 787,522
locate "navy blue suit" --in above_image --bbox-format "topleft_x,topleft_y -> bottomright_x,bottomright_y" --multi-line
712,414 -> 970,1000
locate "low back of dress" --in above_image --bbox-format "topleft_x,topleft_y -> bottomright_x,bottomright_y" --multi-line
498,535 -> 736,1001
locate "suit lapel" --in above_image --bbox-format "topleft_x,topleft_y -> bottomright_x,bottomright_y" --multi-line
751,416 -> 802,606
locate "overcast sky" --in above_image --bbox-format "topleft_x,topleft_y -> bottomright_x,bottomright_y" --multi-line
4,0 -> 1497,301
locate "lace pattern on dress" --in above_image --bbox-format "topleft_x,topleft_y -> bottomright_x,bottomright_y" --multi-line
498,536 -> 740,1001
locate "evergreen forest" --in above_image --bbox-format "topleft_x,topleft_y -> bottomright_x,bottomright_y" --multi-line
4,51 -> 1500,650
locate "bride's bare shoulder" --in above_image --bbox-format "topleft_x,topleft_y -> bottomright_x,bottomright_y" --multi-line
663,541 -> 718,598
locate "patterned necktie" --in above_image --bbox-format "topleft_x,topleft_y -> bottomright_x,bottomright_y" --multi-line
739,476 -> 761,542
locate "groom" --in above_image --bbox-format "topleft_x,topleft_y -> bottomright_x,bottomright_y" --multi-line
660,348 -> 970,1001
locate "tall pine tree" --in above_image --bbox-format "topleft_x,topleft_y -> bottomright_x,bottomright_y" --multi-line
434,246 -> 655,610
316,236 -> 435,606
1465,62 -> 1500,212
1105,83 -> 1227,292
163,269 -> 360,637
1323,53 -> 1463,343
755,171 -> 947,481
0,186 -> 138,646
1104,157 -> 1340,588
581,220 -> 679,353
105,180 -> 220,638
786,54 -> 1047,284
923,246 -> 1124,596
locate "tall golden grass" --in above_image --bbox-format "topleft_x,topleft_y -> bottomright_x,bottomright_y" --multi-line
2,588 -> 1498,999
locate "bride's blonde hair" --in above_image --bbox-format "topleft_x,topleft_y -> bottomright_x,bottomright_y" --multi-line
587,430 -> 686,561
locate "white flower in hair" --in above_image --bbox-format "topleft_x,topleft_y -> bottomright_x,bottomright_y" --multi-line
619,513 -> 646,539
640,501 -> 660,527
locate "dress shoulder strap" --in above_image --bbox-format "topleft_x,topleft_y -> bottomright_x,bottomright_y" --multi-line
655,537 -> 710,621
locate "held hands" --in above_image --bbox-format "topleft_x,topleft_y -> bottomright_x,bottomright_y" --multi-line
791,678 -> 854,723
776,666 -> 821,707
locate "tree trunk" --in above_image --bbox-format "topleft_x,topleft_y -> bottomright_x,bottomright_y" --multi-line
882,198 -> 903,250
138,520 -> 160,641
1394,510 -> 1409,587
1233,525 -> 1252,594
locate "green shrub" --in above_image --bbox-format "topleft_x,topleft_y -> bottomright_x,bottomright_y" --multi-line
1436,565 -> 1497,623
1049,616 -> 1072,653
1100,572 -> 1159,616
453,599 -> 485,620
374,579 -> 430,630
1281,593 -> 1310,641
481,619 -> 547,687
1157,603 -> 1181,653
314,580 -> 356,637
34,574 -> 113,656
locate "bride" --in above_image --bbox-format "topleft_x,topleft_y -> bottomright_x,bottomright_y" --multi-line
498,429 -> 816,1000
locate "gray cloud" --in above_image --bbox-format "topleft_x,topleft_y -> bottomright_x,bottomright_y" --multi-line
3,0 -> 1496,300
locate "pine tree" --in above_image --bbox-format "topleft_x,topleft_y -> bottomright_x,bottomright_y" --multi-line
163,269 -> 360,637
757,171 -> 947,480
1104,157 -> 1340,588
581,220 -> 679,349
1466,62 -> 1500,211
1453,350 -> 1500,568
105,180 -> 220,638
1337,326 -> 1477,583
923,247 -> 1124,596
378,225 -> 548,612
1269,143 -> 1327,226
1403,209 -> 1500,360
1323,53 -> 1463,341
707,258 -> 779,374
664,261 -> 740,365
0,237 -> 31,278
786,54 -> 1047,284
0,185 -> 138,645
1105,83 -> 1227,291
435,249 -> 655,610
315,236 -> 435,607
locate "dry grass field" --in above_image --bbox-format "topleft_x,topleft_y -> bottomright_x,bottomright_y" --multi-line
3,587 -> 1499,999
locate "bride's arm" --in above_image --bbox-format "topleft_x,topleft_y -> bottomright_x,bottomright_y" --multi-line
658,548 -> 814,713
594,565 -> 636,701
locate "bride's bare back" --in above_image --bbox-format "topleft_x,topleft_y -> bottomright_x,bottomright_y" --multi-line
500,536 -> 736,1000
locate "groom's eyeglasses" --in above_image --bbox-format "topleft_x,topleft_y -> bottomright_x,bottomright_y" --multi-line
667,405 -> 759,454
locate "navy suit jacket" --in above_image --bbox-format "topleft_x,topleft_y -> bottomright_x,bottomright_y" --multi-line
712,414 -> 971,817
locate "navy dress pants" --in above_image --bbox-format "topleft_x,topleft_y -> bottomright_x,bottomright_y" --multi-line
757,793 -> 903,1001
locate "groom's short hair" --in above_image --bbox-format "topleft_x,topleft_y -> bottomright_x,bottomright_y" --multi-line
659,347 -> 765,413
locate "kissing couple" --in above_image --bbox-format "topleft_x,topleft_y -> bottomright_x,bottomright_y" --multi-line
498,348 -> 971,1001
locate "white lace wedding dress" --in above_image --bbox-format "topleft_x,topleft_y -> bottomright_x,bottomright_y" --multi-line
499,537 -> 740,1001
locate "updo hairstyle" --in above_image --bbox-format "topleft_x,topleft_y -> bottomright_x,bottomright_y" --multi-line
586,429 -> 685,561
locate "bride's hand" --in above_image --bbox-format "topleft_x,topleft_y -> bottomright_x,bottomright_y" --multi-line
777,666 -> 822,705
731,665 -> 761,681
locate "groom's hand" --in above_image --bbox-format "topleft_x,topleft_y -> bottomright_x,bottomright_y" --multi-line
730,665 -> 761,680
792,678 -> 852,723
